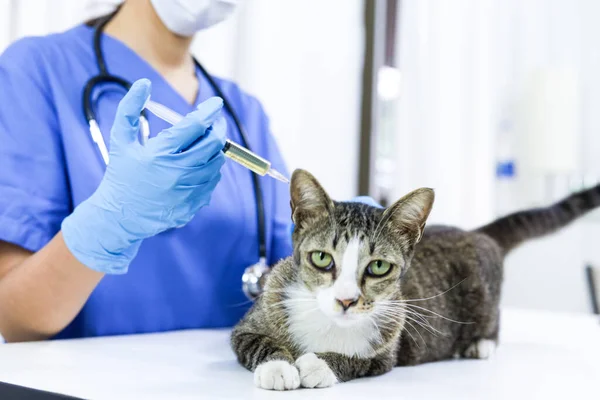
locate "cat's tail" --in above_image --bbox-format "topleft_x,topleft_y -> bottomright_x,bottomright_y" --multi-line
475,183 -> 600,255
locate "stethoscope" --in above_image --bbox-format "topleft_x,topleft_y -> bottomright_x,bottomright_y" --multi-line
83,15 -> 269,300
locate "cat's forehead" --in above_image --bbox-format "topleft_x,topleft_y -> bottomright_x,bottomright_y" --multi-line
332,202 -> 383,236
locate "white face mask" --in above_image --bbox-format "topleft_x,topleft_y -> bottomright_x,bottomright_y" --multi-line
149,0 -> 239,37
84,0 -> 124,20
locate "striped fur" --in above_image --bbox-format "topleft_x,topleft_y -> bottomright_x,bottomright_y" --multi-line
478,184 -> 600,254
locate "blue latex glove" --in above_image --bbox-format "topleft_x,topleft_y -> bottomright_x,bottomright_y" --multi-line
62,79 -> 226,274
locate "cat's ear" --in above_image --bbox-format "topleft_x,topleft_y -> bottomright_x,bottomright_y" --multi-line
385,188 -> 434,243
290,169 -> 333,230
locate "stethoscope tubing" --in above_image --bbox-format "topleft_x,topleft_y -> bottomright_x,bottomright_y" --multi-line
81,14 -> 268,267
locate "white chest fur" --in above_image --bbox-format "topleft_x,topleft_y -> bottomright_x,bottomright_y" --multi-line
284,287 -> 378,358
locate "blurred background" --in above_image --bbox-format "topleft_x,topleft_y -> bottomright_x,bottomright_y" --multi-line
0,0 -> 598,315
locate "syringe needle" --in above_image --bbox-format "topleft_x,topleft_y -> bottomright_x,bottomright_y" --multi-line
144,99 -> 289,184
266,168 -> 290,184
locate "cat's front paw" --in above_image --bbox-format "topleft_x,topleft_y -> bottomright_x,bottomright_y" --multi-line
295,353 -> 338,388
254,360 -> 300,391
464,339 -> 497,360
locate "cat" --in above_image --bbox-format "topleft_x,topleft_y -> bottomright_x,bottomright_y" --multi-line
231,168 -> 600,390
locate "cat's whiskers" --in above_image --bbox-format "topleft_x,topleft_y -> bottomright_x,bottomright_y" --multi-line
378,299 -> 474,325
397,309 -> 448,337
402,314 -> 446,337
401,303 -> 473,325
399,309 -> 437,331
225,298 -> 255,308
265,304 -> 304,320
292,307 -> 322,322
402,320 -> 425,349
375,310 -> 440,341
267,297 -> 314,308
267,299 -> 319,322
374,311 -> 401,327
377,302 -> 431,325
260,288 -> 290,294
401,278 -> 468,303
368,313 -> 404,347
278,297 -> 315,304
366,316 -> 384,344
373,308 -> 430,337
398,307 -> 440,331
226,290 -> 313,309
375,306 -> 446,337
380,303 -> 433,326
387,306 -> 445,335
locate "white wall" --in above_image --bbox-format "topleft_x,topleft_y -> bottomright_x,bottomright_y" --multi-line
498,0 -> 598,314
393,0 -> 600,314
0,0 -> 88,44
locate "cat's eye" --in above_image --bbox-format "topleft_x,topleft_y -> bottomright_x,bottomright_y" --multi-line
367,260 -> 392,277
309,251 -> 334,270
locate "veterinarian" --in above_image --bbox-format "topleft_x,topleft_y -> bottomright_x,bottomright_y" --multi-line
0,0 -> 378,343
0,0 -> 287,343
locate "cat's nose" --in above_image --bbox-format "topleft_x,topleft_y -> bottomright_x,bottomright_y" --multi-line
336,297 -> 359,311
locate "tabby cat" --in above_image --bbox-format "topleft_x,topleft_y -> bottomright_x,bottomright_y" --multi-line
231,169 -> 599,390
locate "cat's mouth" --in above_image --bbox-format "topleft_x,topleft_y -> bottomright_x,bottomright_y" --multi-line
314,289 -> 375,327
327,302 -> 372,327
333,310 -> 364,326
332,311 -> 362,327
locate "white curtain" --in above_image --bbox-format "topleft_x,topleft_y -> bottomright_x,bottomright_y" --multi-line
192,0 -> 365,199
0,0 -> 365,200
393,0 -> 495,229
394,0 -> 600,228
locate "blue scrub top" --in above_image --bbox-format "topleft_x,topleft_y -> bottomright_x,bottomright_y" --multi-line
0,24 -> 293,339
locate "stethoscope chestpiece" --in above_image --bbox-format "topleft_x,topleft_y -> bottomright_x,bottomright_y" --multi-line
242,257 -> 270,301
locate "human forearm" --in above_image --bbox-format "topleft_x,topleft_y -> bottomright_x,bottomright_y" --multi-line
0,232 -> 103,342
0,81 -> 227,342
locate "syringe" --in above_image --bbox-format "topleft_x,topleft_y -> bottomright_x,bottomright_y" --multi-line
143,99 -> 289,184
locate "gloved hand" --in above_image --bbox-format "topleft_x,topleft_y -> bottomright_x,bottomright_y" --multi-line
62,79 -> 226,274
